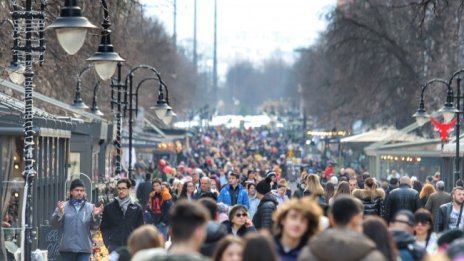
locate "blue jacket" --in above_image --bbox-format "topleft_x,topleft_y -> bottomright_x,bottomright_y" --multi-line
50,201 -> 101,253
218,184 -> 249,209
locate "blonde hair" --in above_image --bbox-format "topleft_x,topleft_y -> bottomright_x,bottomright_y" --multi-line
306,174 -> 325,196
278,178 -> 288,188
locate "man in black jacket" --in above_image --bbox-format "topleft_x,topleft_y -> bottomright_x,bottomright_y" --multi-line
385,176 -> 421,222
436,186 -> 464,232
101,178 -> 144,252
198,198 -> 227,257
253,178 -> 278,230
136,173 -> 153,208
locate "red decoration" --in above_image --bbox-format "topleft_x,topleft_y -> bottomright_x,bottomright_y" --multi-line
430,117 -> 458,142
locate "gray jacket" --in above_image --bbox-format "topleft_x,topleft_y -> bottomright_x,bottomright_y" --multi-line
50,201 -> 101,253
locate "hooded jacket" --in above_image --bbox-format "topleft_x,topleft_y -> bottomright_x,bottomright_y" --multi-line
50,200 -> 101,253
252,192 -> 278,230
391,230 -> 426,261
352,188 -> 385,217
297,228 -> 386,261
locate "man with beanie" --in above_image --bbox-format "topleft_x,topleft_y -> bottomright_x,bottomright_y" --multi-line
253,178 -> 278,230
51,179 -> 104,261
101,178 -> 144,252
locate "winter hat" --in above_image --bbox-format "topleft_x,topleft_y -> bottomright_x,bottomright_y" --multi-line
266,171 -> 276,179
70,179 -> 84,191
256,179 -> 271,195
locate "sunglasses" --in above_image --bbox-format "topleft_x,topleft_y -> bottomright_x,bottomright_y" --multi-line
235,213 -> 248,218
415,220 -> 431,226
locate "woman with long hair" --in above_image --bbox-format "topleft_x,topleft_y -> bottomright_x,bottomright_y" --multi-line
213,235 -> 244,261
298,174 -> 327,212
170,179 -> 183,202
363,216 -> 398,261
328,181 -> 351,206
352,177 -> 385,216
414,208 -> 437,254
419,184 -> 436,208
178,181 -> 195,201
325,182 -> 335,204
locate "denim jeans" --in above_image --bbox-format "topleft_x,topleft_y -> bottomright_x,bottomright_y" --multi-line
58,252 -> 91,261
156,223 -> 168,240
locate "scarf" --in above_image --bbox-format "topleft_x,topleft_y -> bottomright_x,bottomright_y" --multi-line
116,196 -> 131,214
69,198 -> 84,208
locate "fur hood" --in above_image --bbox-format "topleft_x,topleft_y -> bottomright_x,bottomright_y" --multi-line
352,188 -> 385,200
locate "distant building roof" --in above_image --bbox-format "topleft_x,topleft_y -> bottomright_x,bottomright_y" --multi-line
341,126 -> 426,143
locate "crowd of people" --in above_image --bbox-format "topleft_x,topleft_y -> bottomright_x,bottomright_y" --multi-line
50,127 -> 464,261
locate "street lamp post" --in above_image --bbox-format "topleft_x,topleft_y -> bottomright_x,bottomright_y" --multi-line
49,0 -> 124,175
123,65 -> 174,178
71,64 -> 104,116
413,71 -> 464,185
7,1 -> 46,259
111,62 -> 126,175
4,0 -> 122,259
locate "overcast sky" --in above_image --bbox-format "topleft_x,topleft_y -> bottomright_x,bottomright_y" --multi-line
140,0 -> 335,75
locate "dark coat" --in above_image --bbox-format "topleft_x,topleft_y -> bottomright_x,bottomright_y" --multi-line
293,187 -> 310,198
392,230 -> 426,261
136,181 -> 153,207
100,199 -> 144,250
252,192 -> 278,230
352,189 -> 385,217
200,221 -> 228,257
436,202 -> 454,232
384,184 -> 421,222
425,191 -> 452,222
275,235 -> 307,261
222,220 -> 257,237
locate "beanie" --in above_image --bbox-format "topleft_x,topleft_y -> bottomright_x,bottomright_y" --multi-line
266,171 -> 276,179
70,179 -> 84,191
256,179 -> 271,195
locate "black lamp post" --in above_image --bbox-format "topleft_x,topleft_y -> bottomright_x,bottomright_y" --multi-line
7,1 -> 46,259
48,0 -> 125,78
49,0 -> 124,175
123,65 -> 174,178
71,64 -> 104,116
4,0 -> 121,258
413,70 -> 464,184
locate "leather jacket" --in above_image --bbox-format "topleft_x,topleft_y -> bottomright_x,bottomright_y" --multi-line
385,184 -> 421,222
436,202 -> 455,232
